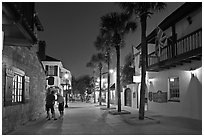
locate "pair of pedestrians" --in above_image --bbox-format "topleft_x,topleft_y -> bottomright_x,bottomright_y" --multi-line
45,90 -> 65,120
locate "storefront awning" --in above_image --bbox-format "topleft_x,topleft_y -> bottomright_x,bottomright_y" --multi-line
110,83 -> 115,90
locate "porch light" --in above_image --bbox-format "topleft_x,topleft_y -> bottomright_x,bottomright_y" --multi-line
189,68 -> 197,77
170,78 -> 174,82
148,78 -> 154,83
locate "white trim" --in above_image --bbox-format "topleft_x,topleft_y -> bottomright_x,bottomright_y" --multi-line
12,67 -> 25,76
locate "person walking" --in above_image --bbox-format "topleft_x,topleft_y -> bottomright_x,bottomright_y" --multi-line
57,93 -> 64,119
45,90 -> 57,120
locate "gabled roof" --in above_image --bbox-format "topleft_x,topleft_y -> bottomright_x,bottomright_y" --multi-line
42,55 -> 61,61
34,15 -> 44,31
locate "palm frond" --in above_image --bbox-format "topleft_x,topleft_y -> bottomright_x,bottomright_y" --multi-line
118,2 -> 167,17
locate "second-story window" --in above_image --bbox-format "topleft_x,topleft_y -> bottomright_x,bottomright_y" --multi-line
46,65 -> 58,76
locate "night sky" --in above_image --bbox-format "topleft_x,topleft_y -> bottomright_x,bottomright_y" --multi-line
36,2 -> 184,78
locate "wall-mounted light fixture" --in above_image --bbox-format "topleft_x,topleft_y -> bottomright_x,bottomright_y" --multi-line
189,68 -> 196,77
170,78 -> 175,82
148,78 -> 154,83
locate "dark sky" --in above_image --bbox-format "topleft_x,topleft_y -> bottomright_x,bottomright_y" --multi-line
36,2 -> 184,78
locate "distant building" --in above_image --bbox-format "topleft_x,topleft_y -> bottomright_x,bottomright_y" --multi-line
2,2 -> 45,134
38,41 -> 72,96
130,2 -> 202,120
94,69 -> 116,104
41,54 -> 72,96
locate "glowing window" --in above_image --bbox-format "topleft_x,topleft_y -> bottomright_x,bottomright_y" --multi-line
12,74 -> 23,103
168,77 -> 180,102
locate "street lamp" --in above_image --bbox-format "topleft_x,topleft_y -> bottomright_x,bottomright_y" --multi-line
109,69 -> 114,74
64,73 -> 69,79
62,72 -> 70,108
101,69 -> 114,108
65,85 -> 70,108
62,82 -> 70,108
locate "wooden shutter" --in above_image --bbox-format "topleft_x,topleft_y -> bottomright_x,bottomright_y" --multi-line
54,66 -> 58,76
45,65 -> 48,75
4,68 -> 14,106
23,76 -> 30,103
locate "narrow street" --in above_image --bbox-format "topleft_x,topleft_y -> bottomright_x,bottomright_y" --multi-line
8,102 -> 201,135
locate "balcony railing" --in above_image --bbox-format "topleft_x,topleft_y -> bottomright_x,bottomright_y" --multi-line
176,28 -> 202,56
148,28 -> 202,68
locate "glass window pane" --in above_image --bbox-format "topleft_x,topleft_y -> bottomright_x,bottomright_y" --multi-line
169,77 -> 179,100
11,74 -> 24,103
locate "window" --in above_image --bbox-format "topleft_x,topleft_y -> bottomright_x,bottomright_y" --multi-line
4,67 -> 29,106
12,74 -> 23,103
168,77 -> 180,102
46,65 -> 58,76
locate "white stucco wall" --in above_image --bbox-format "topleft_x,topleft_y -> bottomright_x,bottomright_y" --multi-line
147,61 -> 202,120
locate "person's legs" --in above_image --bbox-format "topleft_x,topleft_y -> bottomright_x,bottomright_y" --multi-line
58,103 -> 64,118
51,105 -> 57,120
61,103 -> 64,117
61,111 -> 64,117
58,104 -> 62,118
46,104 -> 51,120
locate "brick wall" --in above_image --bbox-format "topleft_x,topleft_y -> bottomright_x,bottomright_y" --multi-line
2,45 -> 46,134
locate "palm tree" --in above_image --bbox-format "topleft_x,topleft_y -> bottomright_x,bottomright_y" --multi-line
100,12 -> 137,112
94,33 -> 114,108
87,53 -> 107,105
121,53 -> 135,87
86,61 -> 97,103
117,2 -> 166,120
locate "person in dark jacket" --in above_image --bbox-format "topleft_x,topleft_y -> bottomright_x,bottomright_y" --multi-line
45,90 -> 57,120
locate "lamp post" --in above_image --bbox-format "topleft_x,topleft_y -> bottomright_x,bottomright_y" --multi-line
65,85 -> 69,108
101,69 -> 113,108
63,73 -> 70,108
62,83 -> 69,108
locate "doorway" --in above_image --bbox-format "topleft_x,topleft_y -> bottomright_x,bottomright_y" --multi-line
124,88 -> 132,107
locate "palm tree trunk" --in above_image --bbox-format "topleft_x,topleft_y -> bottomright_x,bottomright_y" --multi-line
107,51 -> 110,108
139,15 -> 147,120
99,63 -> 102,105
116,45 -> 121,112
93,70 -> 96,103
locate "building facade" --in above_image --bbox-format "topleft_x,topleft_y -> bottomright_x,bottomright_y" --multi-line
2,2 -> 46,134
41,56 -> 72,95
38,41 -> 72,96
129,2 -> 202,120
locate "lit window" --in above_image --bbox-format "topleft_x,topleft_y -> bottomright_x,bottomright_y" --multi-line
168,77 -> 180,102
12,74 -> 23,103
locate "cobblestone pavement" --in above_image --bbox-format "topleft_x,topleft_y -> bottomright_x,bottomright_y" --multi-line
8,102 -> 202,135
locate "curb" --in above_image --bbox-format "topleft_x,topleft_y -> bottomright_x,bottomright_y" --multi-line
100,107 -> 116,110
95,104 -> 106,107
109,110 -> 131,115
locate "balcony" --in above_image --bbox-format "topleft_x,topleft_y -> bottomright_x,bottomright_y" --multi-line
148,28 -> 202,71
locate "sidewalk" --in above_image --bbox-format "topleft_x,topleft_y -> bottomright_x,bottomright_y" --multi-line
100,103 -> 202,135
7,102 -> 202,135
